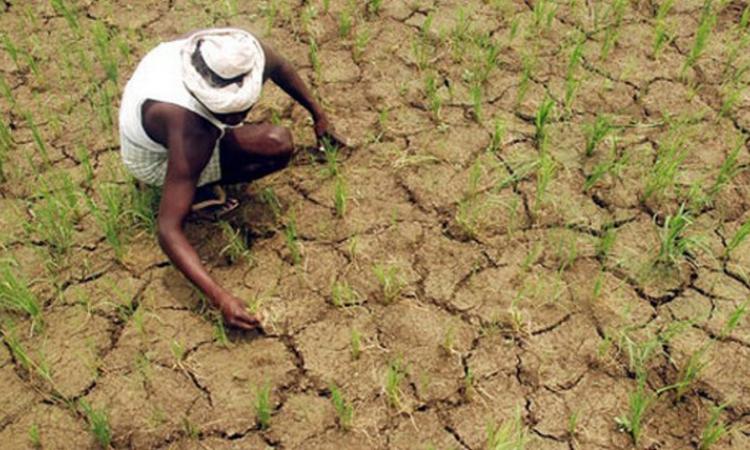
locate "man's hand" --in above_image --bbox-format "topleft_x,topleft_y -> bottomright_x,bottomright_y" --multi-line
218,295 -> 262,331
314,114 -> 347,149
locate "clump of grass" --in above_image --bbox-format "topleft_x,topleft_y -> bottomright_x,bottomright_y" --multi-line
600,0 -> 627,60
28,423 -> 41,449
218,221 -> 251,265
583,114 -> 613,157
126,181 -> 160,234
0,259 -> 42,332
534,149 -> 556,211
564,37 -> 584,113
350,328 -> 361,360
384,359 -> 407,408
534,96 -> 555,146
308,38 -> 321,79
334,175 -> 347,218
24,111 -> 50,167
373,263 -> 404,304
654,204 -> 705,268
88,183 -> 127,260
486,407 -> 531,449
331,281 -> 360,307
254,381 -> 272,429
353,28 -> 371,62
329,383 -> 354,431
516,52 -> 535,105
725,219 -> 750,257
615,375 -> 653,446
699,404 -> 729,449
284,214 -> 301,265
79,400 -> 111,449
653,0 -> 675,58
643,135 -> 687,201
367,0 -> 382,16
682,0 -> 717,76
584,143 -> 628,192
707,138 -> 745,200
30,176 -> 82,258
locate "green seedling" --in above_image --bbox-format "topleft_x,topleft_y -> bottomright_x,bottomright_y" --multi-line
308,38 -> 321,78
655,204 -> 704,268
534,149 -> 556,211
596,227 -> 617,259
367,0 -> 382,16
534,96 -> 555,146
260,187 -> 282,221
682,1 -> 716,75
334,175 -> 347,218
322,136 -> 340,177
615,375 -> 653,445
584,143 -> 628,191
353,28 -> 371,62
725,218 -> 750,257
487,118 -> 505,154
79,400 -> 111,449
486,407 -> 531,449
127,180 -> 160,234
384,359 -> 406,408
373,263 -> 404,303
329,383 -> 354,430
0,75 -> 14,107
89,183 -> 126,260
516,53 -> 535,105
708,138 -> 744,200
600,0 -> 627,60
350,328 -> 361,360
532,0 -> 556,33
470,83 -> 483,122
91,21 -> 118,83
0,259 -> 42,331
720,301 -> 747,338
331,281 -> 359,307
338,8 -> 353,38
643,135 -> 687,201
424,71 -> 442,119
24,111 -> 49,166
31,177 -> 81,258
28,423 -> 41,449
462,367 -> 474,401
583,114 -> 612,157
653,0 -> 675,58
284,215 -> 301,265
254,381 -> 272,429
699,404 -> 729,449
219,221 -> 251,264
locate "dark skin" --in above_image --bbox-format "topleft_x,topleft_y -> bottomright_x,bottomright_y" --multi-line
142,31 -> 345,331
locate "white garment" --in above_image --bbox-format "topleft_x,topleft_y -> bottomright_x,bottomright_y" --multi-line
119,39 -> 226,187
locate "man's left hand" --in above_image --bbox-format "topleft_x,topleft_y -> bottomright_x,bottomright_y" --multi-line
314,114 -> 347,149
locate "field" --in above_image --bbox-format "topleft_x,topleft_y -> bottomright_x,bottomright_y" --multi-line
1,0 -> 750,448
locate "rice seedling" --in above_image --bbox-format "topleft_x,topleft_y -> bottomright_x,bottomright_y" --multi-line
350,328 -> 361,360
486,407 -> 531,449
254,381 -> 272,429
487,118 -> 505,154
284,215 -> 301,265
583,114 -> 613,157
88,183 -> 127,260
334,175 -> 347,218
329,383 -> 354,430
699,404 -> 729,449
126,180 -> 160,234
331,280 -> 359,307
91,21 -> 119,83
30,177 -> 81,258
79,400 -> 111,449
462,367 -> 474,401
338,5 -> 353,38
218,221 -> 251,265
24,111 -> 49,167
470,83 -> 483,122
50,0 -> 81,37
440,324 -> 456,354
170,339 -> 186,367
653,0 -> 675,58
384,359 -> 406,408
720,301 -> 747,338
596,227 -> 618,260
643,135 -> 687,201
424,71 -> 442,119
0,259 -> 42,332
681,1 -> 717,76
725,218 -> 750,258
367,0 -> 382,16
564,38 -> 584,113
1,33 -> 21,70
516,52 -> 535,105
707,137 -> 744,200
260,187 -> 282,221
0,120 -> 11,182
615,375 -> 653,446
584,144 -> 628,192
654,204 -> 705,268
534,149 -> 556,211
0,75 -> 14,107
308,37 -> 321,79
28,423 -> 41,449
600,0 -> 627,61
532,0 -> 556,33
534,96 -> 555,146
352,28 -> 371,62
213,314 -> 229,347
321,135 -> 340,177
373,263 -> 404,304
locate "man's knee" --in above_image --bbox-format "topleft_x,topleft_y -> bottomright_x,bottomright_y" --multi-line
267,126 -> 294,161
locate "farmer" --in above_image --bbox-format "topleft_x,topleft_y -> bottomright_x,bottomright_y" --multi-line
119,28 -> 343,330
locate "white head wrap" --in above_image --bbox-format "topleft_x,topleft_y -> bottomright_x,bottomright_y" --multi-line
181,28 -> 265,114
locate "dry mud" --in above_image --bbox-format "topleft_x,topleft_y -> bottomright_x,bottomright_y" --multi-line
1,0 -> 750,449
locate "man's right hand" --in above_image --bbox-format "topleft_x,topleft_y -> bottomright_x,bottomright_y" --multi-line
218,295 -> 262,331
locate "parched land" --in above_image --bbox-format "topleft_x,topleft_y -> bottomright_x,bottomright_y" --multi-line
1,0 -> 750,449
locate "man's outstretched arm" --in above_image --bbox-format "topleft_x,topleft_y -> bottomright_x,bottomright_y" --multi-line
157,109 -> 260,330
258,40 -> 345,147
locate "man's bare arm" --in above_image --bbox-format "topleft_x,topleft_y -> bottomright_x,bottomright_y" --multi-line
156,108 -> 260,330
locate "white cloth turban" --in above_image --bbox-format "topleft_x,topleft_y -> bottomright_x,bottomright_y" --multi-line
181,28 -> 265,114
